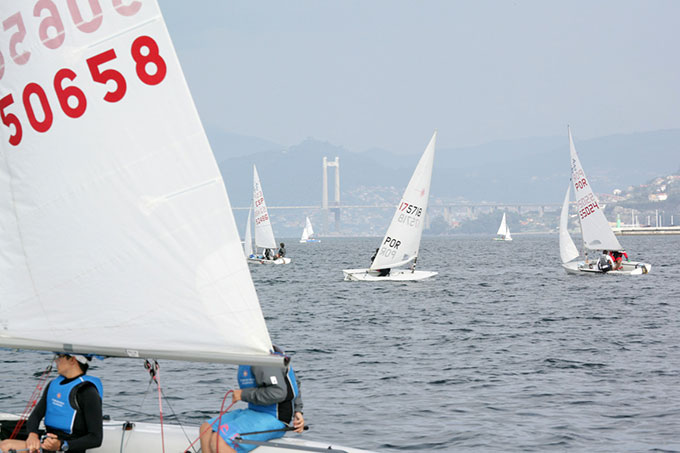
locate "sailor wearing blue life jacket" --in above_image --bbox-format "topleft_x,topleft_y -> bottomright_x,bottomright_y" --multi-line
0,353 -> 103,453
200,345 -> 304,453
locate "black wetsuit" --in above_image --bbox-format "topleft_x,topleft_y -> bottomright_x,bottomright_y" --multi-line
27,376 -> 103,453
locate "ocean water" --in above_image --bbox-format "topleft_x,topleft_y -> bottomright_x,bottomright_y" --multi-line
2,234 -> 679,452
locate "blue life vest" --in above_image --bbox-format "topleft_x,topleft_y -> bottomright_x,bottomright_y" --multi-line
237,364 -> 299,422
44,375 -> 103,434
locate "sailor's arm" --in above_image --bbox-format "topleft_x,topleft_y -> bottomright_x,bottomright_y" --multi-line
239,366 -> 288,405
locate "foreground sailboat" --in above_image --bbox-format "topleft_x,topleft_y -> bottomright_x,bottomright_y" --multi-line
0,1 -> 366,451
300,217 -> 320,243
247,165 -> 291,265
493,213 -> 512,241
343,131 -> 438,281
559,128 -> 651,275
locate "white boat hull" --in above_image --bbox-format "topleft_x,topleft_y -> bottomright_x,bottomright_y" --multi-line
299,239 -> 321,243
342,268 -> 437,281
493,237 -> 512,241
247,257 -> 292,265
562,260 -> 651,275
0,414 -> 373,453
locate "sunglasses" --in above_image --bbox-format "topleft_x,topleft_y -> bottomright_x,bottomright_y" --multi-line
55,354 -> 72,359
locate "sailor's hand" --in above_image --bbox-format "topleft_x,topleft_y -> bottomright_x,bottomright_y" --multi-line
41,433 -> 62,451
26,432 -> 41,452
292,411 -> 305,433
232,389 -> 242,403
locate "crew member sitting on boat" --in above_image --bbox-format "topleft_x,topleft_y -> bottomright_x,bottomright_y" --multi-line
370,248 -> 390,276
610,250 -> 628,271
275,242 -> 286,259
0,354 -> 103,453
597,250 -> 614,272
199,345 -> 304,453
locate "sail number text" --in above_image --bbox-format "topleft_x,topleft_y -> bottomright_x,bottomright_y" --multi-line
572,168 -> 588,191
399,202 -> 422,216
254,212 -> 269,225
377,236 -> 401,260
0,1 -> 142,80
574,178 -> 588,191
576,193 -> 600,220
397,202 -> 422,227
253,191 -> 268,224
1,34 -> 166,146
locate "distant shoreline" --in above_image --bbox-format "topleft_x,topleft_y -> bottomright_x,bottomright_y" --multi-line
613,226 -> 680,235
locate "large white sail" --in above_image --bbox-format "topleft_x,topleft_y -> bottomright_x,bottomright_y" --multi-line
252,165 -> 277,250
371,131 -> 436,270
244,208 -> 253,257
0,1 -> 280,366
568,128 -> 622,251
559,185 -> 580,264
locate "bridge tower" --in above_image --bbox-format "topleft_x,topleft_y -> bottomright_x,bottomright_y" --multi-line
322,156 -> 340,233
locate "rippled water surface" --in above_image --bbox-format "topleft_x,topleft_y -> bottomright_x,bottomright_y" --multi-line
2,235 -> 679,452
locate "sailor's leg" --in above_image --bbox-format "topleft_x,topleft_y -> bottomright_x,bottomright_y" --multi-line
214,434 -> 237,453
199,422 -> 215,453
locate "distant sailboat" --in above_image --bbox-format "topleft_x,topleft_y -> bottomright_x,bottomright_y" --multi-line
494,213 -> 512,241
343,131 -> 438,281
559,128 -> 651,275
248,165 -> 291,265
300,216 -> 320,243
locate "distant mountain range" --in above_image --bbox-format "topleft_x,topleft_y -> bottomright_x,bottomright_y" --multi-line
206,128 -> 680,208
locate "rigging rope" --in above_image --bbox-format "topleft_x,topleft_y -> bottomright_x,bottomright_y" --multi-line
157,386 -> 199,452
144,359 -> 165,453
9,359 -> 53,440
182,390 -> 235,453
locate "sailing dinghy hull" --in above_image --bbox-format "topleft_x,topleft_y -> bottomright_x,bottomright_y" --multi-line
562,261 -> 651,275
0,414 -> 374,453
343,268 -> 437,281
247,257 -> 292,265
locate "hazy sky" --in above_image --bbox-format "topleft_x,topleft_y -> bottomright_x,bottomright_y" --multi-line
162,1 -> 680,155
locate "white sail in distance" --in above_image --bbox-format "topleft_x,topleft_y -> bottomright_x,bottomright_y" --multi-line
300,217 -> 314,242
0,0 -> 280,366
568,128 -> 623,251
497,213 -> 507,236
496,213 -> 511,240
252,165 -> 277,250
559,185 -> 580,263
306,217 -> 314,237
371,131 -> 436,270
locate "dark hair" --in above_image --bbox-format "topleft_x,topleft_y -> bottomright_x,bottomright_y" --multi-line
77,361 -> 89,374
